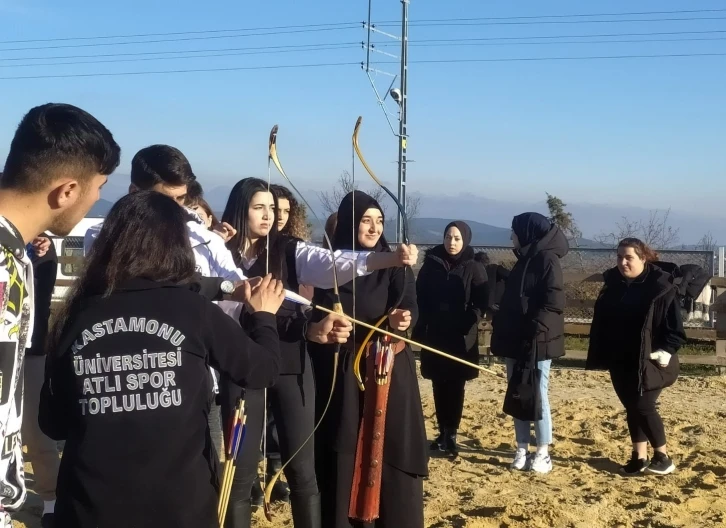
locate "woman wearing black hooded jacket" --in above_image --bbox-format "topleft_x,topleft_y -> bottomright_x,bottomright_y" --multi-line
413,221 -> 488,457
491,212 -> 568,474
586,238 -> 685,476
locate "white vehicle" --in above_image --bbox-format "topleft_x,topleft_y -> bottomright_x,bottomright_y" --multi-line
50,217 -> 103,300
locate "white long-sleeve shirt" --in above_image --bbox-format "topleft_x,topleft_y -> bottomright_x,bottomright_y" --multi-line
83,210 -> 373,288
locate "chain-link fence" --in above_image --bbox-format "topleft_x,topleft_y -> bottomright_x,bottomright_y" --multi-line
395,244 -> 716,327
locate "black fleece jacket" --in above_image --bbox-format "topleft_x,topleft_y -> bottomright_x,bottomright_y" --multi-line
39,278 -> 280,528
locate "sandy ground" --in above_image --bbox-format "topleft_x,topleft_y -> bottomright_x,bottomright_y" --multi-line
14,364 -> 726,528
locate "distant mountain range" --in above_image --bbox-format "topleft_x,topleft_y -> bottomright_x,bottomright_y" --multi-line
90,181 -> 723,247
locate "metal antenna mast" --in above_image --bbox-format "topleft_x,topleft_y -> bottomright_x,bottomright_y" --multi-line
362,0 -> 409,243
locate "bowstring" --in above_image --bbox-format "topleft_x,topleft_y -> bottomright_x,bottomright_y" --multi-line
263,153 -> 271,494
352,140 -> 356,360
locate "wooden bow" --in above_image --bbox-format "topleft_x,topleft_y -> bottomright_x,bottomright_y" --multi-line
263,125 -> 343,519
351,116 -> 411,390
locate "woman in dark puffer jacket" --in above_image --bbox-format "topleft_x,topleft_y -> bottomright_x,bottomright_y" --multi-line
491,212 -> 568,474
414,221 -> 488,457
587,238 -> 685,476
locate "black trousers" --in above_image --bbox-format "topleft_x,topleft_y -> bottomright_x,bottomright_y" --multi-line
432,379 -> 466,430
318,451 -> 424,528
610,370 -> 667,448
221,354 -> 318,504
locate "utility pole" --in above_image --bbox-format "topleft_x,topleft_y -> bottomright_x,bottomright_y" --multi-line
362,0 -> 409,242
396,0 -> 409,243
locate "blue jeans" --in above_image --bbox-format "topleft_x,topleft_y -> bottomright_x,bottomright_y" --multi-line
505,358 -> 553,446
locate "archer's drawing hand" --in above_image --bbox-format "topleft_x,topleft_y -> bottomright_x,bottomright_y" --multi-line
388,309 -> 412,331
32,236 -> 51,258
228,277 -> 263,302
396,244 -> 418,267
243,274 -> 285,314
306,313 -> 352,344
212,222 -> 237,243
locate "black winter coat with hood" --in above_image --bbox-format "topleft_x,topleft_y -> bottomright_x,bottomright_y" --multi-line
414,244 -> 488,382
491,213 -> 569,362
586,264 -> 686,392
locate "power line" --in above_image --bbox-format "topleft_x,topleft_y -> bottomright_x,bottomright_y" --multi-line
0,45 -> 359,68
0,26 -> 360,52
0,22 -> 361,45
0,61 -> 361,80
0,41 -> 362,62
410,52 -> 726,64
401,36 -> 726,48
4,35 -> 723,69
376,8 -> 726,24
0,52 -> 723,81
392,16 -> 726,28
5,29 -> 725,63
386,29 -> 726,44
1,8 -> 724,46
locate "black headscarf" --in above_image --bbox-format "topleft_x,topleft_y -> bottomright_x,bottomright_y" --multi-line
442,220 -> 473,264
511,212 -> 551,248
333,190 -> 389,252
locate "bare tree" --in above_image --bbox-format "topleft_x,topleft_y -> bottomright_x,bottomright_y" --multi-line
405,194 -> 421,222
317,171 -> 422,226
695,231 -> 717,252
318,171 -> 387,217
596,208 -> 680,249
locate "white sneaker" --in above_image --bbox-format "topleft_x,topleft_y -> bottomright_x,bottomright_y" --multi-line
530,452 -> 553,474
510,448 -> 529,470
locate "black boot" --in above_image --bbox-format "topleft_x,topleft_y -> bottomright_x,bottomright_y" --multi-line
266,459 -> 290,504
290,493 -> 322,528
224,498 -> 252,528
250,476 -> 264,508
444,428 -> 459,458
429,427 -> 445,452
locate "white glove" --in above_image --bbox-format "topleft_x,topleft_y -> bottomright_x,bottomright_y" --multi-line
649,349 -> 671,368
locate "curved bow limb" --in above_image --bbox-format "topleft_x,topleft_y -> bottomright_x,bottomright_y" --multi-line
263,125 -> 343,519
352,116 -> 412,390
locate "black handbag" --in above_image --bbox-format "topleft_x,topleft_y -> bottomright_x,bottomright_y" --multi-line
503,341 -> 542,421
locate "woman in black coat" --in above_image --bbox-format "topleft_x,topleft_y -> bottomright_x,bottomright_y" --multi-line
586,238 -> 686,476
413,221 -> 488,457
490,212 -> 568,474
39,191 -> 285,528
310,190 -> 427,528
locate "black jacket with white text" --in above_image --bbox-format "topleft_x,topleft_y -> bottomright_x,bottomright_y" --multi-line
39,278 -> 280,528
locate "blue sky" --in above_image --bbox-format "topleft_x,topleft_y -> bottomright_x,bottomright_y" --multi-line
1,0 -> 724,217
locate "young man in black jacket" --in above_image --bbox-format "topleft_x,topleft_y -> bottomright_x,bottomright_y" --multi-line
23,235 -> 61,528
0,103 -> 120,527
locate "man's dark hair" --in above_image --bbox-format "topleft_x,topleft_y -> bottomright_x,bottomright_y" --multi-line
130,144 -> 195,190
1,103 -> 120,192
48,190 -> 196,354
184,179 -> 204,207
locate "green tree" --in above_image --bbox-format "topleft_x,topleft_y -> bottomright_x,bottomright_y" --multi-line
546,193 -> 582,245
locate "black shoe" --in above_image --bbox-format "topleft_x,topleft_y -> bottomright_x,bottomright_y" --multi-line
444,430 -> 459,458
429,433 -> 445,452
265,459 -> 290,503
41,513 -> 55,528
225,498 -> 252,528
269,477 -> 290,503
620,452 -> 649,475
647,452 -> 676,476
250,476 -> 264,508
290,493 -> 322,528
